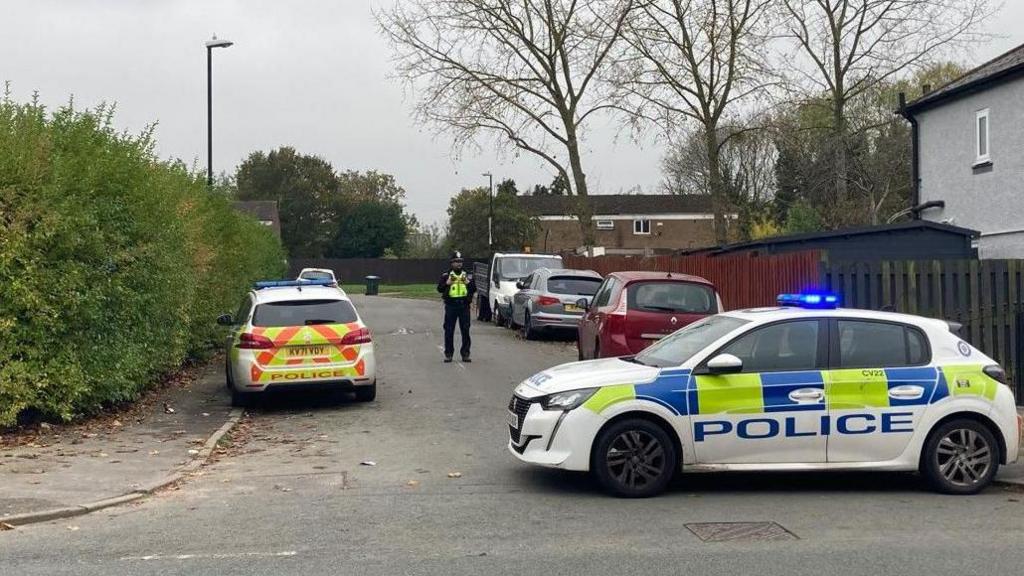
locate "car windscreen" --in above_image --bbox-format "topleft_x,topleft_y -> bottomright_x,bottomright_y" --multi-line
497,258 -> 562,280
633,315 -> 749,368
547,276 -> 602,296
628,281 -> 717,314
252,299 -> 358,327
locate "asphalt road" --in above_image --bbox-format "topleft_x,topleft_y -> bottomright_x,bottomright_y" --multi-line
2,295 -> 1023,576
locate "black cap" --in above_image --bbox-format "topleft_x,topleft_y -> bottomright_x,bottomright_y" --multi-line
450,250 -> 463,262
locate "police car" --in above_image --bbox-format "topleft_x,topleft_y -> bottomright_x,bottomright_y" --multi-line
508,294 -> 1021,497
217,279 -> 376,406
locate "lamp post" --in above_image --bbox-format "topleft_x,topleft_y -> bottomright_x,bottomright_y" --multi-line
206,35 -> 234,187
482,172 -> 494,248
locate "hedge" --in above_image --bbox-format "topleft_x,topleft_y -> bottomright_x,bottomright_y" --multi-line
0,96 -> 286,426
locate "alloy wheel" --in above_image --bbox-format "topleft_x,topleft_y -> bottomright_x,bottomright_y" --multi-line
935,428 -> 992,487
605,430 -> 666,490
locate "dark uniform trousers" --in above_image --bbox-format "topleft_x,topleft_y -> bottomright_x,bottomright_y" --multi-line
443,301 -> 472,359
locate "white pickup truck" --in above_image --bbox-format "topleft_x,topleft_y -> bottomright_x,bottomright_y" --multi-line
473,252 -> 563,326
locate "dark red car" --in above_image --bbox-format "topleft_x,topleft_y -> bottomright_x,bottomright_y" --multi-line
576,271 -> 722,360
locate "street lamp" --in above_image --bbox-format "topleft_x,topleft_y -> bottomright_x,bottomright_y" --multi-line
482,172 -> 494,248
206,35 -> 234,187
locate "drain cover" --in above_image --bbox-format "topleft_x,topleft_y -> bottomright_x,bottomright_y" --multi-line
686,522 -> 797,542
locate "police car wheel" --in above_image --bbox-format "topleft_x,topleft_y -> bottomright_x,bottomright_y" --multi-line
354,383 -> 377,402
921,419 -> 999,495
592,419 -> 677,498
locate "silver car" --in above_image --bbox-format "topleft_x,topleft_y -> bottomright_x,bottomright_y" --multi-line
510,268 -> 603,340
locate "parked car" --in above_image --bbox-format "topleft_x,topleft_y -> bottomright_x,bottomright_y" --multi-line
510,268 -> 603,339
217,279 -> 375,406
473,252 -> 563,326
576,271 -> 722,360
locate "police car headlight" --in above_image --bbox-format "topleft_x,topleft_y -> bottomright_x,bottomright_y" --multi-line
541,388 -> 597,411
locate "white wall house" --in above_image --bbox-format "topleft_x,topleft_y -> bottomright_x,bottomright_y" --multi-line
902,44 -> 1024,258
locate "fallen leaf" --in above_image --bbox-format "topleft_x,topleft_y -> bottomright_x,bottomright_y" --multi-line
447,472 -> 463,479
67,525 -> 79,531
163,403 -> 176,414
188,449 -> 200,455
111,420 -> 122,427
148,450 -> 160,456
360,461 -> 377,467
406,480 -> 420,488
0,522 -> 14,531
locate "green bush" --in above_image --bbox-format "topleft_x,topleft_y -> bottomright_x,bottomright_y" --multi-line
0,96 -> 285,426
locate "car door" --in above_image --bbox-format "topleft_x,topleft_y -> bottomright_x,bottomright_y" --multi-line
579,277 -> 614,358
826,319 -> 934,463
512,273 -> 536,325
691,319 -> 828,464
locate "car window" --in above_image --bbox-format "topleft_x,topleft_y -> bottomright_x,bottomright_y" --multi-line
548,276 -> 601,296
496,257 -> 562,281
837,320 -> 930,368
592,278 -> 614,308
300,270 -> 333,281
634,315 -> 749,368
721,320 -> 820,373
627,282 -> 716,314
234,296 -> 253,324
521,274 -> 535,289
252,299 -> 358,327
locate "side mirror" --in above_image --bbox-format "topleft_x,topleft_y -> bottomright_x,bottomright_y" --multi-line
216,314 -> 234,326
516,280 -> 526,290
575,298 -> 590,311
704,353 -> 742,375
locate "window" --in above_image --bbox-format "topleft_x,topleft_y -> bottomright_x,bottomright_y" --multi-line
495,257 -> 562,281
836,320 -> 930,368
627,281 -> 717,314
547,276 -> 602,296
592,278 -> 618,308
975,108 -> 990,164
596,219 -> 615,230
720,320 -> 821,373
633,219 -> 651,235
635,315 -> 749,368
252,299 -> 358,327
234,296 -> 253,325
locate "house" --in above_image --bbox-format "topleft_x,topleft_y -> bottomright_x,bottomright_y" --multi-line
232,200 -> 281,237
517,194 -> 719,255
900,42 -> 1024,258
678,220 -> 978,260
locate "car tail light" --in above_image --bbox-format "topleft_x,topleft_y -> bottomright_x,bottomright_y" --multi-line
238,332 -> 274,349
983,364 -> 1007,384
537,295 -> 560,306
341,327 -> 372,345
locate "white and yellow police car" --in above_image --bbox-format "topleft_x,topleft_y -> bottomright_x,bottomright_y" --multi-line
218,279 -> 376,406
508,294 -> 1021,497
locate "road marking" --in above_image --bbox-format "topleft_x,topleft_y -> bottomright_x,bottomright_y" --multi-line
121,551 -> 298,561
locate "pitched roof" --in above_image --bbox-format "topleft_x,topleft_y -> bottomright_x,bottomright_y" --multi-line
233,200 -> 279,222
906,42 -> 1024,113
518,194 -> 713,216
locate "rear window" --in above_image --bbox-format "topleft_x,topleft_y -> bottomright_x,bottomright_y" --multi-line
252,299 -> 358,327
627,282 -> 716,314
548,276 -> 602,296
300,271 -> 333,280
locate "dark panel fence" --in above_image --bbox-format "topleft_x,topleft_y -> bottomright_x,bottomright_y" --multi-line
288,258 -> 480,285
823,259 -> 1024,401
563,251 -> 823,310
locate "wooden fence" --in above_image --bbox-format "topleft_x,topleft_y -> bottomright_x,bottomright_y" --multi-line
823,259 -> 1024,400
563,251 -> 823,310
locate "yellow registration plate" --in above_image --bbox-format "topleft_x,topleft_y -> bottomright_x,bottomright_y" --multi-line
288,346 -> 328,357
564,304 -> 582,312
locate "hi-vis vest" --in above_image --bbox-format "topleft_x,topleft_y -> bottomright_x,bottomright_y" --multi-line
448,272 -> 469,298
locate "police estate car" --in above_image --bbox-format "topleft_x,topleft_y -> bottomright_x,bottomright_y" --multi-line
217,279 -> 376,406
508,294 -> 1021,497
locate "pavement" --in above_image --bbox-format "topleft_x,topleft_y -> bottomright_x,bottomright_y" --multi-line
0,362 -> 241,525
1,295 -> 1023,576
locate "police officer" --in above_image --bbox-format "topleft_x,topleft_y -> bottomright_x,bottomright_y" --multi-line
437,251 -> 477,363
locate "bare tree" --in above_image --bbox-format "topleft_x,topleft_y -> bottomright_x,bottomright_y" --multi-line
620,0 -> 775,244
378,0 -> 635,245
782,0 -> 994,207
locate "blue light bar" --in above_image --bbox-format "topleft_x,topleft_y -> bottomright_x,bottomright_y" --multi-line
254,279 -> 337,290
777,293 -> 840,309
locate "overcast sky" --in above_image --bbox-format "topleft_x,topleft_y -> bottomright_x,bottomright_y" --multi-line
2,0 -> 1021,225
